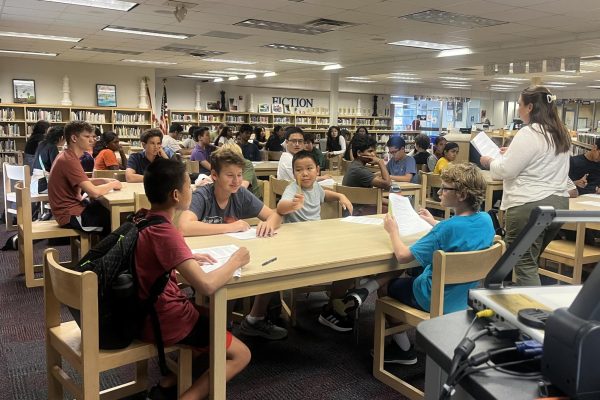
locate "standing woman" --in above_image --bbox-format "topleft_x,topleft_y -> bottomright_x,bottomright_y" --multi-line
325,125 -> 346,158
480,86 -> 571,286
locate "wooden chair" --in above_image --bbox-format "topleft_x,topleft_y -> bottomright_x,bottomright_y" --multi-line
373,239 -> 506,399
16,182 -> 90,288
259,149 -> 268,161
334,184 -> 382,215
3,162 -> 45,231
539,223 -> 600,284
44,248 -> 193,399
267,151 -> 282,161
328,154 -> 343,171
266,175 -> 291,209
185,160 -> 200,174
93,169 -> 126,182
341,159 -> 352,175
420,172 -> 451,220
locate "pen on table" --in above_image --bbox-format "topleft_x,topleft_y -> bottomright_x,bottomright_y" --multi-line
262,257 -> 277,266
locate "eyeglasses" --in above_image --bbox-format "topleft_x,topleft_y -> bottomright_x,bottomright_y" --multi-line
439,186 -> 458,192
289,139 -> 304,144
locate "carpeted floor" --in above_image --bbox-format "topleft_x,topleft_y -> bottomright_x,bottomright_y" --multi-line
0,198 -> 424,399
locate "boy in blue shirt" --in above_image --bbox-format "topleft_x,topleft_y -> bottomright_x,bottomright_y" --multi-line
386,136 -> 417,184
343,163 -> 494,364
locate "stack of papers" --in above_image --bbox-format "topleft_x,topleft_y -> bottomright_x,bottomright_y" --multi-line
389,195 -> 432,236
317,178 -> 336,187
225,228 -> 258,240
470,131 -> 501,159
341,216 -> 383,225
192,244 -> 242,277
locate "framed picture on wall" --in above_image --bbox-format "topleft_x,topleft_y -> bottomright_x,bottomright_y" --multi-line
13,79 -> 36,104
283,104 -> 291,114
206,101 -> 220,111
96,84 -> 117,107
258,103 -> 271,113
272,104 -> 283,114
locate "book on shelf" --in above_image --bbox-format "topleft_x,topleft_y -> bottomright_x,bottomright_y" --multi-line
0,124 -> 21,137
70,110 -> 107,123
26,109 -> 63,122
114,112 -> 148,124
0,108 -> 17,121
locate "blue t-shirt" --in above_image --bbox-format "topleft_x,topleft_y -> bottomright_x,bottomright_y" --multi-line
387,155 -> 417,183
409,212 -> 495,314
127,151 -> 152,175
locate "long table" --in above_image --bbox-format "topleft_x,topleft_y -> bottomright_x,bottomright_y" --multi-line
97,182 -> 145,231
327,175 -> 423,208
252,161 -> 279,178
184,217 -> 422,399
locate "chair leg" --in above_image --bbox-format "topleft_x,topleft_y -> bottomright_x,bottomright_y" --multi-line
82,362 -> 101,399
177,348 -> 193,396
46,346 -> 64,400
70,237 -> 79,268
373,301 -> 386,378
17,231 -> 25,274
22,232 -> 36,288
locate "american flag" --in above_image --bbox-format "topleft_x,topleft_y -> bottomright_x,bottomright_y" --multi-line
159,79 -> 168,134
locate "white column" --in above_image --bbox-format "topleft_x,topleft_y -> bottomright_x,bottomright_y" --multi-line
195,83 -> 202,111
61,76 -> 72,106
138,79 -> 149,109
329,73 -> 339,126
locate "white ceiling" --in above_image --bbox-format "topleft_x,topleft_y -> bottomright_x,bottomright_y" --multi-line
3,0 -> 600,95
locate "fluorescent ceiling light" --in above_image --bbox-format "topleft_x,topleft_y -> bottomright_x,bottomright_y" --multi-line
387,40 -> 462,50
346,76 -> 371,80
103,26 -> 190,39
346,79 -> 377,83
490,85 -> 518,88
179,75 -> 222,79
121,59 -> 176,65
443,83 -> 470,86
445,86 -> 471,89
0,31 -> 82,42
544,85 -> 566,88
439,76 -> 472,81
0,49 -> 57,56
386,76 -> 421,80
225,68 -> 271,73
204,58 -> 256,64
546,74 -> 581,79
40,0 -> 138,11
390,72 -> 416,76
323,64 -> 343,70
279,59 -> 336,66
194,72 -> 235,77
441,80 -> 471,84
393,80 -> 423,84
545,81 -> 576,85
494,77 -> 528,81
245,74 -> 257,79
228,76 -> 239,81
207,70 -> 242,75
437,48 -> 472,57
588,85 -> 600,88
213,78 -> 224,82
263,72 -> 277,77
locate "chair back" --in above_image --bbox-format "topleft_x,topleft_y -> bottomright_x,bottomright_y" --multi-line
268,151 -> 282,161
4,163 -> 31,226
185,160 -> 200,174
15,182 -> 33,232
329,154 -> 343,171
267,175 -> 291,209
334,184 -> 382,215
341,159 -> 352,175
93,169 -> 126,182
134,193 -> 151,212
430,239 -> 506,317
4,162 -> 28,181
259,149 -> 268,161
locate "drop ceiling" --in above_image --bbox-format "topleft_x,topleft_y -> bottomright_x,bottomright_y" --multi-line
3,0 -> 600,95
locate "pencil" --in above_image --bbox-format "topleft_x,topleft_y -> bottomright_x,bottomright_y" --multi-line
297,176 -> 302,194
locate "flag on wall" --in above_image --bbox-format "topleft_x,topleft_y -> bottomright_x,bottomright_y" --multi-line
159,79 -> 168,134
143,77 -> 158,127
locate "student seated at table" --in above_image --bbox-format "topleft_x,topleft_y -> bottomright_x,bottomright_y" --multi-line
386,136 -> 418,183
31,125 -> 65,194
48,121 -> 122,236
181,125 -> 198,150
178,150 -> 287,340
411,133 -> 431,166
136,158 -> 250,400
265,125 -> 285,152
126,128 -> 172,183
163,122 -> 191,156
190,126 -> 213,175
213,125 -> 234,147
433,141 -> 459,174
342,163 -> 494,364
238,124 -> 261,161
94,131 -> 127,170
427,136 -> 447,173
304,132 -> 327,170
278,127 -> 331,182
569,136 -> 600,195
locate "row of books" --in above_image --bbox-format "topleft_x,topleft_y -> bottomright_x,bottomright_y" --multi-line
0,108 -> 17,121
27,110 -> 63,122
114,126 -> 143,138
114,112 -> 148,123
0,124 -> 21,136
0,154 -> 19,164
0,140 -> 18,151
70,111 -> 107,123
576,132 -> 600,145
172,114 -> 195,122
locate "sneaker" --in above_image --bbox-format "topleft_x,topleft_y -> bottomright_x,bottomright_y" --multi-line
147,384 -> 177,400
318,306 -> 354,332
239,318 -> 288,340
371,344 -> 418,365
343,288 -> 369,313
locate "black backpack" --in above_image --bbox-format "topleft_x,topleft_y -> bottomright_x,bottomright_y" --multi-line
487,209 -> 505,237
69,212 -> 172,374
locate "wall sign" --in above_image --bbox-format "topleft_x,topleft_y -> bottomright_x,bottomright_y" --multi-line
272,96 -> 314,108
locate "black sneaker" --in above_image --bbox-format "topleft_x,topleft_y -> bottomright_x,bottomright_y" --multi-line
318,306 -> 354,332
343,288 -> 369,313
239,318 -> 288,340
147,384 -> 177,400
371,343 -> 418,365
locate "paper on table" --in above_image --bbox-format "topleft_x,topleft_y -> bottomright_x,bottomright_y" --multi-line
225,228 -> 258,240
192,244 -> 242,277
471,131 -> 501,159
581,194 -> 600,199
576,200 -> 600,207
340,216 -> 383,225
317,178 -> 336,187
388,194 -> 432,236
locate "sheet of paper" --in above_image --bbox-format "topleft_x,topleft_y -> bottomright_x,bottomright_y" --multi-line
225,228 -> 257,240
192,244 -> 242,277
581,194 -> 600,199
389,194 -> 432,236
470,131 -> 501,159
317,178 -> 336,187
576,200 -> 600,207
340,216 -> 383,225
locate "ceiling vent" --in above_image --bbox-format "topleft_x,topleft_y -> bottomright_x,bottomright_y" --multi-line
304,18 -> 357,30
401,9 -> 507,29
202,31 -> 251,39
157,45 -> 226,57
235,19 -> 330,35
262,43 -> 334,53
71,46 -> 142,55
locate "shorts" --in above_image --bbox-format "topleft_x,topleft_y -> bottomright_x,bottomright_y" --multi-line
177,305 -> 233,351
61,201 -> 110,235
387,276 -> 424,311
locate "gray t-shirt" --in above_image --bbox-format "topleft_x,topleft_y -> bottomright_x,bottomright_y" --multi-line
342,160 -> 374,188
189,184 -> 263,224
281,181 -> 325,223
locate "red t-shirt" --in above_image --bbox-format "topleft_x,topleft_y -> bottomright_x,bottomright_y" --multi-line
48,148 -> 89,226
94,149 -> 119,170
135,210 -> 199,345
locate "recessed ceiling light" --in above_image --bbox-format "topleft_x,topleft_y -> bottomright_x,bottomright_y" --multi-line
494,77 -> 529,82
393,80 -> 423,84
204,58 -> 256,64
121,59 -> 176,65
445,86 -> 471,89
544,85 -> 566,88
103,26 -> 191,39
490,85 -> 518,88
439,76 -> 472,81
346,76 -> 372,80
390,72 -> 417,76
234,19 -> 333,35
588,85 -> 600,89
386,76 -> 421,80
441,80 -> 470,84
214,78 -> 224,82
0,49 -> 57,56
388,40 -> 463,50
279,59 -> 337,66
225,68 -> 272,73
346,79 -> 377,83
228,76 -> 239,81
323,64 -> 343,70
545,81 -> 576,85
401,9 -> 506,28
545,74 -> 581,79
437,48 -> 472,57
179,75 -> 220,79
40,0 -> 138,11
245,74 -> 257,79
263,72 -> 278,77
263,43 -> 334,53
72,45 -> 141,55
0,31 -> 82,42
207,70 -> 242,75
192,73 -> 233,77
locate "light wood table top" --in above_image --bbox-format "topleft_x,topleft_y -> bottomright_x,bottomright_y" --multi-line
252,161 -> 279,177
98,182 -> 145,206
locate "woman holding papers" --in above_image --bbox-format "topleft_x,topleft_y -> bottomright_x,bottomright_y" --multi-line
480,86 -> 571,286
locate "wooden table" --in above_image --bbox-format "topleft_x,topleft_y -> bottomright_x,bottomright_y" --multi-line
252,161 -> 278,178
325,175 -> 422,208
97,182 -> 145,231
480,170 -> 503,212
184,217 -> 422,399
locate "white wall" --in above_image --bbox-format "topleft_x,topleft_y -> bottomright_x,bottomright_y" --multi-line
0,56 -> 155,108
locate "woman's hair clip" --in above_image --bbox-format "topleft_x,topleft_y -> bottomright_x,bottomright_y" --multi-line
546,94 -> 557,103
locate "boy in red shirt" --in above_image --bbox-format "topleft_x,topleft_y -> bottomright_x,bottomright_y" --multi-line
137,158 -> 251,399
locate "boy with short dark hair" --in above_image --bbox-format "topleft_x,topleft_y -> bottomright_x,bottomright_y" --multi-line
178,150 -> 287,340
412,133 -> 431,165
265,125 -> 284,152
163,122 -> 190,155
126,128 -> 173,183
343,134 -> 391,190
386,136 -> 417,183
303,132 -> 326,170
48,121 -> 122,236
277,127 -> 306,181
137,158 -> 250,399
238,124 -> 261,161
190,126 -> 212,174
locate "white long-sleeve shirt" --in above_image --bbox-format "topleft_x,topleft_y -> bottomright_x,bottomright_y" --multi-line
329,135 -> 346,156
490,123 -> 569,210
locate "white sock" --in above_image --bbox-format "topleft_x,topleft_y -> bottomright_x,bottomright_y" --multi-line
246,315 -> 264,325
392,332 -> 411,351
358,279 -> 380,295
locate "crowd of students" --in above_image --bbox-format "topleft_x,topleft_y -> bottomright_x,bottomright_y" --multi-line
25,84 -> 595,398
